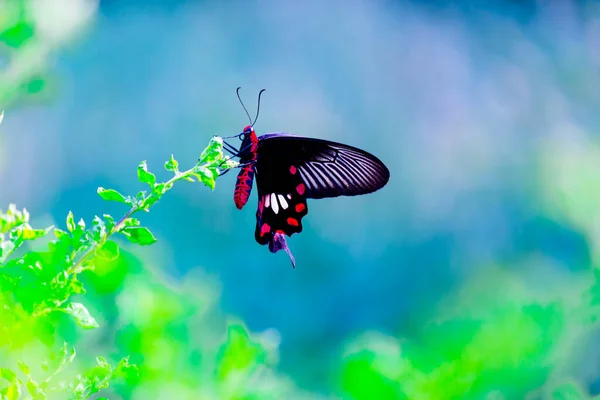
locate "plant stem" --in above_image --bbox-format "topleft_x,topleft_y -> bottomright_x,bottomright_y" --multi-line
67,206 -> 138,275
67,162 -> 213,274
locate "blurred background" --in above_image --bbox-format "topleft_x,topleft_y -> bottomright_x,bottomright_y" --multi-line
3,0 -> 600,398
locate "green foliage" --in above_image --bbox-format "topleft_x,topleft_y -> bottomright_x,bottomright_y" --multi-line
0,125 -> 237,399
337,265 -> 600,400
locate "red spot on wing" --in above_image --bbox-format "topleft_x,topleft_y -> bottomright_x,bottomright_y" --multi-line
289,165 -> 297,174
287,217 -> 299,227
295,203 -> 305,212
296,183 -> 305,195
260,222 -> 271,237
276,229 -> 285,234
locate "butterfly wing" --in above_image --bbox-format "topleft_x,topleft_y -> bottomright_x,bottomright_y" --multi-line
251,133 -> 389,267
253,148 -> 309,268
257,133 -> 390,199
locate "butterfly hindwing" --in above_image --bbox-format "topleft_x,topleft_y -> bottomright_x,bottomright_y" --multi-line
254,163 -> 309,245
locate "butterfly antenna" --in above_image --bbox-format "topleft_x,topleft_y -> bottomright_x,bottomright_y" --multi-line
252,89 -> 266,126
236,87 -> 252,125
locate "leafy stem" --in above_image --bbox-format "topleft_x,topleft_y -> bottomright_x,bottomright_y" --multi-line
0,132 -> 236,399
95,135 -> 237,246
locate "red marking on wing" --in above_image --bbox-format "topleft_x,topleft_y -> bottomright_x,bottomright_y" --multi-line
295,203 -> 305,212
260,222 -> 270,237
289,165 -> 297,175
287,217 -> 299,227
258,196 -> 264,213
296,183 -> 305,195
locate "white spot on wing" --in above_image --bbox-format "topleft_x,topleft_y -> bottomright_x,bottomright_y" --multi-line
265,194 -> 270,208
287,194 -> 292,199
271,193 -> 279,214
278,194 -> 288,210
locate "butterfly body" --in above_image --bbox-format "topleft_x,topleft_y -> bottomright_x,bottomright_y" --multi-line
229,125 -> 389,268
233,125 -> 258,210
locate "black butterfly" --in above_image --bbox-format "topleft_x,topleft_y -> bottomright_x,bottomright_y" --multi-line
220,88 -> 390,268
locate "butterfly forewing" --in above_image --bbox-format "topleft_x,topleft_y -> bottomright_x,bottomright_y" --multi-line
257,134 -> 390,199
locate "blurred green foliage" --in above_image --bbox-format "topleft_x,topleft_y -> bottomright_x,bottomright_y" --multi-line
0,0 -> 95,108
0,127 -> 244,398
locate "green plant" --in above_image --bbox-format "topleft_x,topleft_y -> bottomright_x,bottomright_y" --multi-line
0,125 -> 236,399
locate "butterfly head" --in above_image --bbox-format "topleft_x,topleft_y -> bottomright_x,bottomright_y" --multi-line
242,125 -> 254,137
239,125 -> 256,143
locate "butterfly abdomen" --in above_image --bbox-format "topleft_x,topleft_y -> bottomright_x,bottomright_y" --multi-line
233,131 -> 259,210
234,166 -> 255,209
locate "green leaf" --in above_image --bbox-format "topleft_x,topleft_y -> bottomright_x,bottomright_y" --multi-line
115,357 -> 139,382
0,21 -> 35,48
122,218 -> 140,228
199,136 -> 224,164
68,276 -> 87,294
103,214 -> 115,230
50,270 -> 69,289
59,343 -> 77,368
140,195 -> 160,211
40,363 -> 49,373
20,226 -> 49,241
164,154 -> 179,172
194,166 -> 218,190
97,240 -> 119,261
66,211 -> 76,232
71,374 -> 91,396
97,187 -> 130,205
0,369 -> 17,381
219,156 -> 239,170
63,302 -> 99,329
53,228 -> 68,240
152,182 -> 167,196
138,161 -> 156,186
3,380 -> 21,400
96,356 -> 111,371
17,362 -> 29,377
121,227 -> 157,246
25,379 -> 44,398
92,216 -> 106,241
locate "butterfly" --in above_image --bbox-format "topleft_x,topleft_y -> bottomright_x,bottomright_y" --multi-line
220,88 -> 390,268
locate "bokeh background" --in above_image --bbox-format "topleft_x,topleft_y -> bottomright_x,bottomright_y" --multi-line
3,0 -> 600,398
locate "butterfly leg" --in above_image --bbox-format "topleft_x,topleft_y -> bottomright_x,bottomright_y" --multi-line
222,143 -> 240,156
234,161 -> 256,168
217,161 -> 255,178
217,168 -> 232,177
222,141 -> 254,158
268,233 -> 296,269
